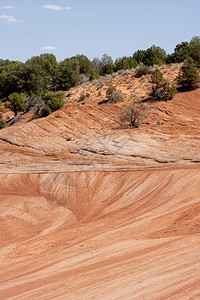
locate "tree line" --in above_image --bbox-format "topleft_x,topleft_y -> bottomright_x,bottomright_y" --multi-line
0,36 -> 199,126
0,36 -> 199,99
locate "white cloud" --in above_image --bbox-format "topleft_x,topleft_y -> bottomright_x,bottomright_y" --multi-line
43,4 -> 71,11
3,6 -> 14,9
0,15 -> 18,23
41,46 -> 57,50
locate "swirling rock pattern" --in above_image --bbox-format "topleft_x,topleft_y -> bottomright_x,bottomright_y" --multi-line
0,168 -> 200,299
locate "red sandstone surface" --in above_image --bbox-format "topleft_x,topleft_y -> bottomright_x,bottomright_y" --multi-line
0,67 -> 200,299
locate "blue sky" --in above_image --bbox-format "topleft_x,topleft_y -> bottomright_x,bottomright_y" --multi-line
0,0 -> 200,62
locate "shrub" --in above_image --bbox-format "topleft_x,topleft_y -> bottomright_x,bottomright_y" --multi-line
106,85 -> 116,98
42,105 -> 52,117
151,68 -> 164,88
86,93 -> 90,98
79,94 -> 86,101
8,92 -> 25,115
43,91 -> 64,102
176,58 -> 200,90
110,90 -> 124,103
162,81 -> 177,100
100,63 -> 114,75
43,91 -> 64,112
89,70 -> 100,81
49,97 -> 64,111
135,63 -> 149,77
37,91 -> 64,117
106,86 -> 124,103
0,119 -> 6,129
120,102 -> 148,128
151,68 -> 177,101
23,94 -> 45,112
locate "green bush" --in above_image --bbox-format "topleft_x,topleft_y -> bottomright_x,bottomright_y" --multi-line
135,64 -> 149,77
114,56 -> 138,71
79,94 -> 86,101
38,91 -> 64,117
176,58 -> 200,90
151,69 -> 164,88
42,105 -> 52,117
162,81 -> 177,100
110,90 -> 124,103
43,91 -> 64,101
86,93 -> 90,98
151,69 -> 177,101
106,86 -> 124,103
49,97 -> 64,111
8,92 -> 25,115
0,119 -> 6,129
100,63 -> 114,75
106,85 -> 116,98
89,70 -> 100,81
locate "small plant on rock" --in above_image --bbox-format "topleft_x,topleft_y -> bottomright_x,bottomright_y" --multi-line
106,85 -> 124,103
120,102 -> 148,128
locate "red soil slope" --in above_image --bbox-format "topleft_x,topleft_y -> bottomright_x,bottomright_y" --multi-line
0,88 -> 200,173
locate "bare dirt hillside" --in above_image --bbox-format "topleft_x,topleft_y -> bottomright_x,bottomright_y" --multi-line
0,66 -> 200,299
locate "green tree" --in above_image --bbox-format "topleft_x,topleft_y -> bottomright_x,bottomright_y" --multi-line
133,49 -> 146,64
25,55 -> 53,92
133,45 -> 166,66
151,69 -> 177,100
99,54 -> 114,75
8,92 -> 25,115
72,54 -> 92,74
144,45 -> 166,66
167,42 -> 191,64
100,63 -> 114,75
40,53 -> 59,91
114,56 -> 137,71
176,58 -> 200,90
189,36 -> 200,67
0,61 -> 25,98
58,60 -> 79,90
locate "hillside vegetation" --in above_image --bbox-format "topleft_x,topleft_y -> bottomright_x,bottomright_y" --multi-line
0,36 -> 200,127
